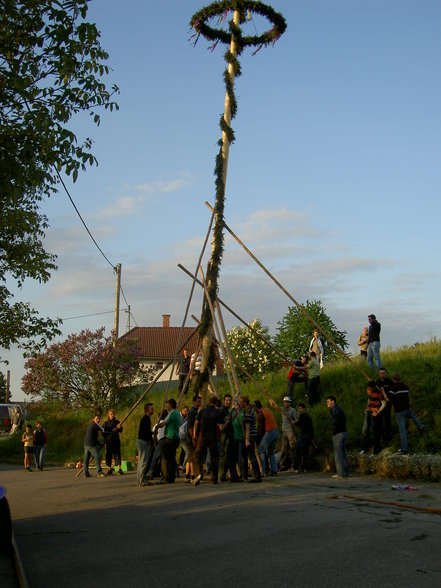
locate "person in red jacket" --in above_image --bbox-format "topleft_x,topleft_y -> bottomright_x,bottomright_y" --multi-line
253,400 -> 279,477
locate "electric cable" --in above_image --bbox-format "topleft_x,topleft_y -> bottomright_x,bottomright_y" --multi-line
56,170 -> 116,270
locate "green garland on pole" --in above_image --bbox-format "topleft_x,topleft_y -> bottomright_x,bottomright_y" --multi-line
190,2 -> 286,392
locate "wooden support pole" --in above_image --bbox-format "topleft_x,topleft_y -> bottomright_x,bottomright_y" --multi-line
199,265 -> 242,400
191,314 -> 237,401
213,298 -> 242,400
178,263 -> 288,363
205,201 -> 370,382
161,211 -> 215,411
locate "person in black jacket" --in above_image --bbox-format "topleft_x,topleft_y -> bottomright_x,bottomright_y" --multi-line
176,349 -> 191,395
387,372 -> 424,454
33,421 -> 47,470
136,403 -> 154,487
367,314 -> 382,370
292,403 -> 314,473
102,409 -> 123,476
326,396 -> 349,479
83,414 -> 105,478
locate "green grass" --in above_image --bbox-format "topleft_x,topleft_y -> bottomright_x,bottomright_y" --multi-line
1,340 -> 440,479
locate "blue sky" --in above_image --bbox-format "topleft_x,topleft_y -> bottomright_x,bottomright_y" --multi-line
4,0 -> 441,400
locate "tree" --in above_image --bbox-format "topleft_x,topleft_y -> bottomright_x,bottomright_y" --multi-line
22,328 -> 155,409
275,300 -> 348,362
226,318 -> 279,380
0,0 -> 119,356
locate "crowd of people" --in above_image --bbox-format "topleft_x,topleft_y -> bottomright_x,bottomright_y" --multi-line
130,393 -> 321,486
18,314 -> 425,483
75,314 -> 422,485
76,393 -> 320,485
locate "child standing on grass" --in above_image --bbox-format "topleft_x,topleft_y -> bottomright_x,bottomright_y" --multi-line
22,424 -> 34,471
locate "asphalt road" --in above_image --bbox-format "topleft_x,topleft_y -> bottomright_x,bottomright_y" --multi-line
1,464 -> 441,588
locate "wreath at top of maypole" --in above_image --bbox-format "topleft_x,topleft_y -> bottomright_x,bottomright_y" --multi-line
190,1 -> 287,49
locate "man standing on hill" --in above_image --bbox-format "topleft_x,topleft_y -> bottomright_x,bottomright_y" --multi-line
387,372 -> 424,454
305,352 -> 321,406
357,327 -> 369,360
359,381 -> 386,455
83,414 -> 105,478
190,349 -> 202,382
254,400 -> 279,477
367,314 -> 382,370
309,331 -> 325,367
326,396 -> 349,479
176,348 -> 191,395
286,355 -> 308,400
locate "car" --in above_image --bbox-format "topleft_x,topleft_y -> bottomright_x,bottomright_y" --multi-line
0,404 -> 24,435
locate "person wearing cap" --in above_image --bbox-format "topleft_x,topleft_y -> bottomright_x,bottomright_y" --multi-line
367,314 -> 382,370
278,397 -> 298,471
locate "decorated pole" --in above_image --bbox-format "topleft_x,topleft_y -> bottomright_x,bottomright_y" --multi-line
189,1 -> 287,401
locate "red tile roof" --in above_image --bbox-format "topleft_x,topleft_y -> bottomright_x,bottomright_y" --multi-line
120,327 -> 200,359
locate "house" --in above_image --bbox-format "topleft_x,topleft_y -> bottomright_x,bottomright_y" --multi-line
120,315 -> 224,384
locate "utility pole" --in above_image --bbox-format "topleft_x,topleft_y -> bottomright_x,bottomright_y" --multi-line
113,263 -> 121,347
6,370 -> 10,403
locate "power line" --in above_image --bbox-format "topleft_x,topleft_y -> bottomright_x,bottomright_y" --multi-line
120,283 -> 130,308
57,172 -> 142,328
61,310 -> 121,321
56,170 -> 116,270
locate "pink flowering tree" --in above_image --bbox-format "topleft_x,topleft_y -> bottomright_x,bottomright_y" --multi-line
22,327 -> 154,408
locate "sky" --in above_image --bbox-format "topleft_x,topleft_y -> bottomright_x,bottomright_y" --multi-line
4,0 -> 441,400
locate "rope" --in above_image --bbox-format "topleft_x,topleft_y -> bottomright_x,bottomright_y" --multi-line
340,494 -> 441,515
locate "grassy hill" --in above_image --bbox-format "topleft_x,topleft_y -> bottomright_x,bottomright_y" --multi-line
1,339 -> 440,480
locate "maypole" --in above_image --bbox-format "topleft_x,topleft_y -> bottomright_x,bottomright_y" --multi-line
189,1 -> 287,402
